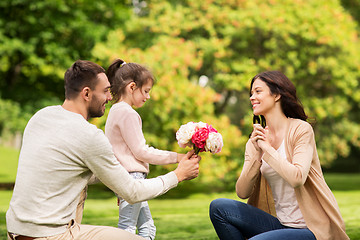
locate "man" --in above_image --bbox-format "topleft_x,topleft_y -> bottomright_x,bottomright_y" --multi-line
6,60 -> 200,240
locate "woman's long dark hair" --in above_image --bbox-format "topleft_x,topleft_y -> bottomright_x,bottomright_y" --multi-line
250,71 -> 308,128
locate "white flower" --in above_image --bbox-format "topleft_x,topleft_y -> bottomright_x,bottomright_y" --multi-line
205,132 -> 223,153
194,121 -> 207,129
176,122 -> 196,147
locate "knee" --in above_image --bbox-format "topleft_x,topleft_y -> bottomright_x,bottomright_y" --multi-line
210,198 -> 224,212
209,198 -> 231,219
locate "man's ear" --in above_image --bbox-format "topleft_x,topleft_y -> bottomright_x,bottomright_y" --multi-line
80,87 -> 92,102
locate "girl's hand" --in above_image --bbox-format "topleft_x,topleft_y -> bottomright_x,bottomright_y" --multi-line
176,153 -> 186,163
250,124 -> 266,151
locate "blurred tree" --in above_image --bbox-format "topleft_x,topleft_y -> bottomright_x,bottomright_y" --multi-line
93,33 -> 246,190
107,0 -> 360,168
1,0 -> 359,190
91,0 -> 360,190
0,0 -> 131,107
0,98 -> 30,138
341,0 -> 360,25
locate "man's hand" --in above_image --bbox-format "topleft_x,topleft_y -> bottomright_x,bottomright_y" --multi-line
174,150 -> 200,182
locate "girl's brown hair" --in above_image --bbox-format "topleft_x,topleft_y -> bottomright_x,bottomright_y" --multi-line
250,71 -> 308,128
106,59 -> 155,103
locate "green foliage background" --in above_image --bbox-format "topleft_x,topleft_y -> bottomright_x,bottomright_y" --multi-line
1,0 -> 360,190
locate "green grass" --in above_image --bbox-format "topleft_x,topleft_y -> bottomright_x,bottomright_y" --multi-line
0,190 -> 12,239
82,189 -> 360,240
81,190 -> 241,240
1,146 -> 359,239
2,186 -> 358,239
0,146 -> 19,183
80,191 -> 239,239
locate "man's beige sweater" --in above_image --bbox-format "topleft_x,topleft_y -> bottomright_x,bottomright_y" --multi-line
6,106 -> 178,237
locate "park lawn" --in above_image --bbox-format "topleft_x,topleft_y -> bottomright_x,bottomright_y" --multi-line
0,188 -> 359,239
0,190 -> 12,239
82,189 -> 360,240
81,191 -> 242,240
1,146 -> 359,239
0,146 -> 19,183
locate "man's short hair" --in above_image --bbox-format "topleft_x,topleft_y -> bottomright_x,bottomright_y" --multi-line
64,60 -> 105,100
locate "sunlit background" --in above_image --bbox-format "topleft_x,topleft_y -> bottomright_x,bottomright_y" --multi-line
1,0 -> 359,239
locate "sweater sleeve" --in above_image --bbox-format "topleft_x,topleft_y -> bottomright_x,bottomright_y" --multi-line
262,122 -> 314,188
118,109 -> 177,165
236,140 -> 263,199
84,129 -> 178,204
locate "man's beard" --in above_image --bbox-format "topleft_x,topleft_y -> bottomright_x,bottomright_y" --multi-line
88,105 -> 104,119
88,96 -> 106,119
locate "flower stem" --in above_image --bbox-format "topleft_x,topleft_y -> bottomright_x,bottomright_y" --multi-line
194,146 -> 201,155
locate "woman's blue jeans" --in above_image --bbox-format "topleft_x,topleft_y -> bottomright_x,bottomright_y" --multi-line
209,198 -> 316,240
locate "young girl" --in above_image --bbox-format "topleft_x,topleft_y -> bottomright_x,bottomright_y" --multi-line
209,71 -> 349,240
105,59 -> 185,240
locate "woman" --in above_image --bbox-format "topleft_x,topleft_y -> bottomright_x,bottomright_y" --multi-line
209,71 -> 349,240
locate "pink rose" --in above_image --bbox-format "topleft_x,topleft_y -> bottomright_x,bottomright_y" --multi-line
207,124 -> 218,133
176,121 -> 223,155
191,127 -> 209,150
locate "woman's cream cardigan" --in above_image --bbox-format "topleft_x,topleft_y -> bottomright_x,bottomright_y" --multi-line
236,118 -> 349,240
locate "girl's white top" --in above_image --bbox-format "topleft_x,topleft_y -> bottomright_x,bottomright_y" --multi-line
105,102 -> 177,174
261,140 -> 307,228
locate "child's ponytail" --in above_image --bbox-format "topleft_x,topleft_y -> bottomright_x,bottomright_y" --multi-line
107,58 -> 155,103
107,59 -> 125,86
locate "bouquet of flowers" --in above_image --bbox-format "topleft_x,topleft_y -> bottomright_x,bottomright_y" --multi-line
176,121 -> 223,154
